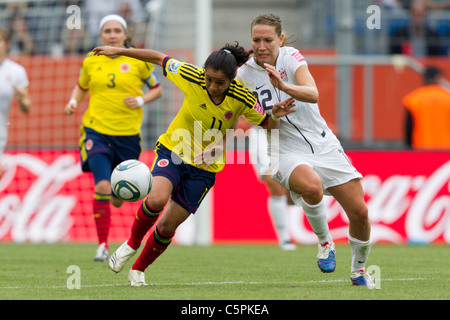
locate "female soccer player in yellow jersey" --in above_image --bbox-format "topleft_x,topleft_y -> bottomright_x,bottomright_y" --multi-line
64,15 -> 162,262
92,42 -> 296,286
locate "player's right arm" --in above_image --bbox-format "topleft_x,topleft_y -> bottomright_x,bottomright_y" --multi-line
64,84 -> 87,115
92,46 -> 166,67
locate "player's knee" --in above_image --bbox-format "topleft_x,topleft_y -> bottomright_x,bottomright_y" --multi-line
146,192 -> 169,212
302,184 -> 323,204
95,179 -> 111,195
110,197 -> 123,208
156,221 -> 177,236
349,205 -> 369,227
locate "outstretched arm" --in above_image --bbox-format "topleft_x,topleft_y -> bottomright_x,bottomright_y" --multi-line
262,97 -> 296,130
92,46 -> 166,67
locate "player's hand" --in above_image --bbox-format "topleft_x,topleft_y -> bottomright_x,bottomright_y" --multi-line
92,46 -> 121,56
13,86 -> 26,100
64,99 -> 77,115
264,63 -> 285,91
194,145 -> 224,170
272,96 -> 296,119
124,96 -> 141,109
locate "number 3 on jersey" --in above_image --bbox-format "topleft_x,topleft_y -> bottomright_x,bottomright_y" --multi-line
107,73 -> 116,88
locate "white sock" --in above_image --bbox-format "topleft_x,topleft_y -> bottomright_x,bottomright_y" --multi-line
348,233 -> 372,273
268,195 -> 290,245
301,198 -> 332,245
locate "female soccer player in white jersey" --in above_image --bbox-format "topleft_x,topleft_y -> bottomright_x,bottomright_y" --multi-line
64,15 -> 163,262
92,42 -> 296,286
236,14 -> 374,287
0,29 -> 31,178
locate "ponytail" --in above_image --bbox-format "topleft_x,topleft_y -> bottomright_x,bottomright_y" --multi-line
204,42 -> 250,80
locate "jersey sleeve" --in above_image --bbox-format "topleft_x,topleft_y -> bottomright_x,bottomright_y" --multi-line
15,65 -> 29,88
244,100 -> 269,127
77,57 -> 90,90
141,62 -> 161,89
232,81 -> 268,127
285,47 -> 307,73
162,56 -> 201,94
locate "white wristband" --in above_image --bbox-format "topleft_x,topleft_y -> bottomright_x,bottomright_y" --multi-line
271,112 -> 280,122
69,98 -> 77,105
136,96 -> 144,106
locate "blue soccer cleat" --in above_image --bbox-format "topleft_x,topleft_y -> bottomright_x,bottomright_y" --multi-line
317,242 -> 336,273
351,270 -> 376,288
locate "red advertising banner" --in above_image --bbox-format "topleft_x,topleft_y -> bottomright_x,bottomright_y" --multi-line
213,150 -> 450,244
0,150 -> 449,244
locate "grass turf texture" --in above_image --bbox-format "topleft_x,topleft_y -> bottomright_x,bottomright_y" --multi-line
0,243 -> 448,300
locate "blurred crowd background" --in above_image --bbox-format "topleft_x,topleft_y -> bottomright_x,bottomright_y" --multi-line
1,0 -> 449,150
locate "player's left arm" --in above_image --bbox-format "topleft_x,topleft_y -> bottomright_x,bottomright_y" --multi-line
265,63 -> 319,103
14,86 -> 31,114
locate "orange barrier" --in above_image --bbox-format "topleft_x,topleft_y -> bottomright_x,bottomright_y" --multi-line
6,54 -> 450,147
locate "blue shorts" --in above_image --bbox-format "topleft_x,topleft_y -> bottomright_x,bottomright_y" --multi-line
152,143 -> 216,214
79,126 -> 141,185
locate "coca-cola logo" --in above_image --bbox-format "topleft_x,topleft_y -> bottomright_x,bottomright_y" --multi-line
289,161 -> 450,244
0,153 -> 82,243
1,151 -> 449,244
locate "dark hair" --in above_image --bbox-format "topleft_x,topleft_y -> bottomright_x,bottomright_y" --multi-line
203,42 -> 250,80
423,66 -> 442,85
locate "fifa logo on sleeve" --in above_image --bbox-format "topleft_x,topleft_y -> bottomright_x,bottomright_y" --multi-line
366,5 -> 381,30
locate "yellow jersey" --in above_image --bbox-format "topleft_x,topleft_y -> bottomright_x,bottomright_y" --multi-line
158,56 -> 268,173
78,51 -> 160,136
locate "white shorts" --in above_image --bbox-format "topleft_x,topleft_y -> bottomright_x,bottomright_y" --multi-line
270,138 -> 363,196
248,127 -> 271,177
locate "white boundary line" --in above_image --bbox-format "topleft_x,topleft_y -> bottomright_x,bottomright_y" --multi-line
0,278 -> 427,290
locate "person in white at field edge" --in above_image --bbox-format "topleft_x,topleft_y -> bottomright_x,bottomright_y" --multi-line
235,14 -> 375,287
0,28 -> 31,178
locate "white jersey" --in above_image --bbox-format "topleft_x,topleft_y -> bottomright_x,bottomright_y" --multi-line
0,58 -> 29,153
236,46 -> 336,156
237,47 -> 362,192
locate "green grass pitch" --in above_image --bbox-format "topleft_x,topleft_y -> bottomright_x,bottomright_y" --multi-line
0,242 -> 448,303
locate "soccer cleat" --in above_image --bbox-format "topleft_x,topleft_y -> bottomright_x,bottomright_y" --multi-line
94,242 -> 109,262
351,270 -> 376,288
128,269 -> 147,286
317,242 -> 336,273
109,241 -> 137,273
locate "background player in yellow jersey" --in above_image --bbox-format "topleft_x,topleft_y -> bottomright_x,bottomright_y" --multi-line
92,42 -> 296,286
64,15 -> 162,261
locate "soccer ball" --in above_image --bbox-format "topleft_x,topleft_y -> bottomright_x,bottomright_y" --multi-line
111,160 -> 152,202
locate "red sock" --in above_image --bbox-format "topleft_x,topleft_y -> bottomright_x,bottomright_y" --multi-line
127,198 -> 161,250
93,194 -> 111,248
132,226 -> 174,272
